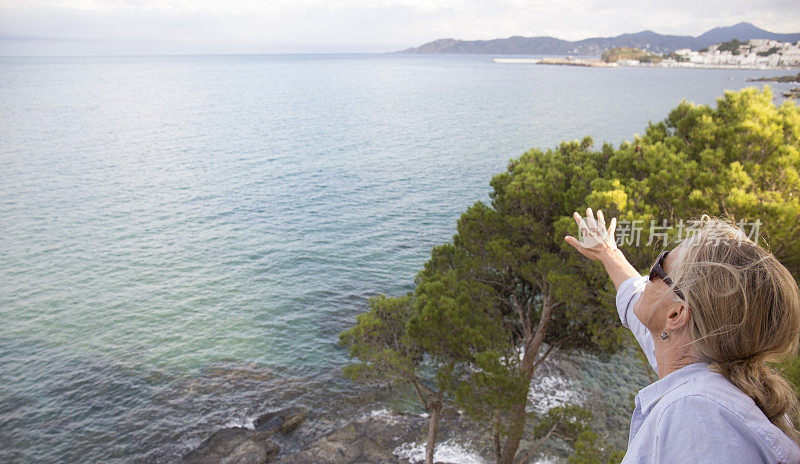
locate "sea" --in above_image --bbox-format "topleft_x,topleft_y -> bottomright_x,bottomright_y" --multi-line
0,53 -> 795,463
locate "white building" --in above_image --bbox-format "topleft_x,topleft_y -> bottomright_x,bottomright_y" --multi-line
693,39 -> 800,67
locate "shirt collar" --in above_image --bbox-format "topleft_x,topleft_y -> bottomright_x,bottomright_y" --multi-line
636,362 -> 709,414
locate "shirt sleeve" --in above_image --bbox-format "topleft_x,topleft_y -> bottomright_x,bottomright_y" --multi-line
616,275 -> 658,376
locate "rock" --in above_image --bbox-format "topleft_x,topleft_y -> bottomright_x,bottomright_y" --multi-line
280,410 -> 307,434
183,427 -> 252,463
183,429 -> 280,464
748,73 -> 800,83
253,407 -> 307,435
274,411 -> 430,464
253,411 -> 284,434
183,427 -> 280,464
218,433 -> 279,464
782,87 -> 800,98
275,421 -> 367,464
182,408 -> 307,464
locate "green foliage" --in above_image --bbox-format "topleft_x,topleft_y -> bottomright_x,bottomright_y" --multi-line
437,86 -> 799,459
773,355 -> 800,398
637,54 -> 662,64
602,86 -> 800,280
601,47 -> 663,63
666,52 -> 689,62
568,430 -> 625,464
718,38 -> 744,54
407,241 -> 519,410
486,137 -> 629,355
757,46 -> 781,57
341,86 -> 800,463
339,293 -> 421,385
410,135 -> 632,459
409,243 -> 504,362
526,405 -> 623,464
532,404 -> 592,439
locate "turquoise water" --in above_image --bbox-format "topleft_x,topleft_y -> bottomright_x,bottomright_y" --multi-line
0,54 -> 793,462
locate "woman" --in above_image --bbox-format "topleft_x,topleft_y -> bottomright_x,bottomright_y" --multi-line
564,208 -> 800,464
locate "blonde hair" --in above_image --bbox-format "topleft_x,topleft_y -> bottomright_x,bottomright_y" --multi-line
668,214 -> 800,444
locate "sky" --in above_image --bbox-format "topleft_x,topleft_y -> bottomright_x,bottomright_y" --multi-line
1,0 -> 799,55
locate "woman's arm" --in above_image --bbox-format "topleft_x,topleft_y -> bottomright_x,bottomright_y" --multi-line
600,248 -> 640,292
566,208 -> 657,374
617,274 -> 658,374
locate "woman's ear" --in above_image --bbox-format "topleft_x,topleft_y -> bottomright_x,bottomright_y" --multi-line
665,301 -> 691,332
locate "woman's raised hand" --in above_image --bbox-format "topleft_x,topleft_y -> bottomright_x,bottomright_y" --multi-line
564,207 -> 618,262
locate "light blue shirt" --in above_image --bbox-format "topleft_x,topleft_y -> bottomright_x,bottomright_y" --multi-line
616,274 -> 800,464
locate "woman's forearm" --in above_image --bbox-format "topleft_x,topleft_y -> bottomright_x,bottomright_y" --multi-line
600,248 -> 640,292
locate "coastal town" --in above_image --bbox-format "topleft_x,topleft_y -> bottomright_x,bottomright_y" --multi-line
646,38 -> 800,68
494,38 -> 800,70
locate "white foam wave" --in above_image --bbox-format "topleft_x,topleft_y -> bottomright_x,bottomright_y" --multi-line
393,438 -> 485,464
393,439 -> 555,464
223,415 -> 256,430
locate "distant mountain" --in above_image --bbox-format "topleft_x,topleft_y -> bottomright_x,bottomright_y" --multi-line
697,22 -> 800,44
398,22 -> 800,55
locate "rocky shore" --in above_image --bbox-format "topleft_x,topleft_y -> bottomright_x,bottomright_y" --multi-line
783,88 -> 800,98
491,57 -> 617,67
182,408 -> 307,464
746,72 -> 800,83
177,346 -> 649,464
181,404 -> 494,464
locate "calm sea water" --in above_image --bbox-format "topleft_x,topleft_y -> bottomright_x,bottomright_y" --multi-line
0,53 -> 794,463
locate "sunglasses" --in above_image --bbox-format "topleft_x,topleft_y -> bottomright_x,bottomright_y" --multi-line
649,249 -> 686,301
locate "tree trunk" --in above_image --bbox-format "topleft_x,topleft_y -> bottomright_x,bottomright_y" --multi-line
497,400 -> 528,464
425,392 -> 443,464
493,413 -> 502,463
496,291 -> 556,464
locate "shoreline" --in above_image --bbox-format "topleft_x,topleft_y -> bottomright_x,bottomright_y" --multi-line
177,347 -> 646,464
492,57 -> 798,71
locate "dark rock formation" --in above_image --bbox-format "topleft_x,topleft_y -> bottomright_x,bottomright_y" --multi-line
747,73 -> 800,83
274,412 -> 426,464
182,408 -> 307,464
783,87 -> 800,98
181,428 -> 280,464
273,405 -> 493,464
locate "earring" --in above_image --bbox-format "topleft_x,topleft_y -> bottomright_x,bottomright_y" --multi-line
660,331 -> 669,340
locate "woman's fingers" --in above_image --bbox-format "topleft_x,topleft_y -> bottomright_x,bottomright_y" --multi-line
597,209 -> 607,235
572,211 -> 583,227
564,235 -> 581,249
565,235 -> 593,257
585,207 -> 598,230
574,211 -> 590,239
608,217 -> 617,243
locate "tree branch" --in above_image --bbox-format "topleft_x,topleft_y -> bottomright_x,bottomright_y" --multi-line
531,342 -> 558,373
493,413 -> 502,463
522,290 -> 556,379
512,292 -> 532,339
515,420 -> 560,464
411,377 -> 438,410
410,378 -> 429,409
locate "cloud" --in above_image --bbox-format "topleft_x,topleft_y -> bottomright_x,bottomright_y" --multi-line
0,0 -> 798,55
